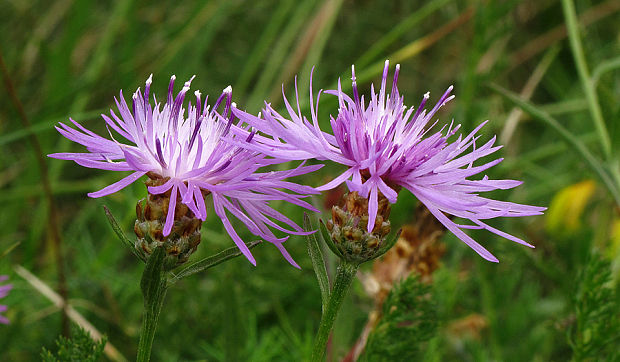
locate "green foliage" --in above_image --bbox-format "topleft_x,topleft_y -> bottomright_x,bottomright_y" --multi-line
362,275 -> 438,361
40,327 -> 106,362
569,254 -> 620,361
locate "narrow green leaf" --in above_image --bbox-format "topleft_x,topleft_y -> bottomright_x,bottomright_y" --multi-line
168,240 -> 262,284
0,109 -> 103,147
103,206 -> 144,262
304,213 -> 330,309
489,83 -> 620,206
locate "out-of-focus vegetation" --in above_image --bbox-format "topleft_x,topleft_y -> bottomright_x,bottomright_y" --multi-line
41,326 -> 107,362
0,0 -> 619,360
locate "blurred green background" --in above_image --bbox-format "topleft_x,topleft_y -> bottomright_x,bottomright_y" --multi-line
1,0 -> 619,360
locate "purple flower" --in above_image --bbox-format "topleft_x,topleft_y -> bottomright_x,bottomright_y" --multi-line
49,75 -> 320,267
233,61 -> 546,262
0,275 -> 11,324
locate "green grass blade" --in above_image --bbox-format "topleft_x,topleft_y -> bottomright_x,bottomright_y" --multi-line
562,0 -> 611,159
0,109 -> 103,147
322,6 -> 473,99
490,83 -> 620,206
246,0 -> 316,112
72,0 -> 135,113
235,0 -> 296,96
297,0 -> 345,98
355,0 -> 451,68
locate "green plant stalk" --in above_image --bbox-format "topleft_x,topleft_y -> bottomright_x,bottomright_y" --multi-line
137,248 -> 168,362
311,260 -> 359,362
136,281 -> 167,362
561,0 -> 611,159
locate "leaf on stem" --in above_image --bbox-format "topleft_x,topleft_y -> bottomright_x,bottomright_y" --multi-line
168,240 -> 262,284
304,213 -> 330,309
103,206 -> 144,262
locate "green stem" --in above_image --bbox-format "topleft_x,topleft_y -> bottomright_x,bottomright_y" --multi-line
136,282 -> 166,362
562,0 -> 612,159
311,261 -> 359,362
137,247 -> 168,362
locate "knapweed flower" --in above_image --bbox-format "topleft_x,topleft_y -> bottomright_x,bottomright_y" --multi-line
233,60 -> 546,262
49,75 -> 320,267
0,275 -> 11,324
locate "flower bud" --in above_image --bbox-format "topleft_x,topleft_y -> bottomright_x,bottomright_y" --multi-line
134,174 -> 202,270
326,191 -> 392,263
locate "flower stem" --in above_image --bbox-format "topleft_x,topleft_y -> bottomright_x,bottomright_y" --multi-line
136,283 -> 166,362
311,260 -> 359,362
137,247 -> 168,362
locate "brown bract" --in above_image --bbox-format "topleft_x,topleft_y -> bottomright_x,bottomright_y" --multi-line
329,191 -> 392,236
326,191 -> 392,263
133,174 -> 204,269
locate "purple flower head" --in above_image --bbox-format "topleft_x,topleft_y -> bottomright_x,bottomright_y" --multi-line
49,75 -> 320,267
233,61 -> 546,262
0,275 -> 11,324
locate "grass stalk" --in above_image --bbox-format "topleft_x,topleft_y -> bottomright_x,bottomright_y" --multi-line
561,0 -> 611,159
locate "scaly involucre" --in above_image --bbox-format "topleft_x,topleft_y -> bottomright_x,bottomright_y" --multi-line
233,61 -> 545,262
0,275 -> 11,324
49,75 -> 320,267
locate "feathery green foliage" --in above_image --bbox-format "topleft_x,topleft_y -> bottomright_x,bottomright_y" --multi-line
40,326 -> 106,362
569,254 -> 620,361
362,275 -> 438,361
